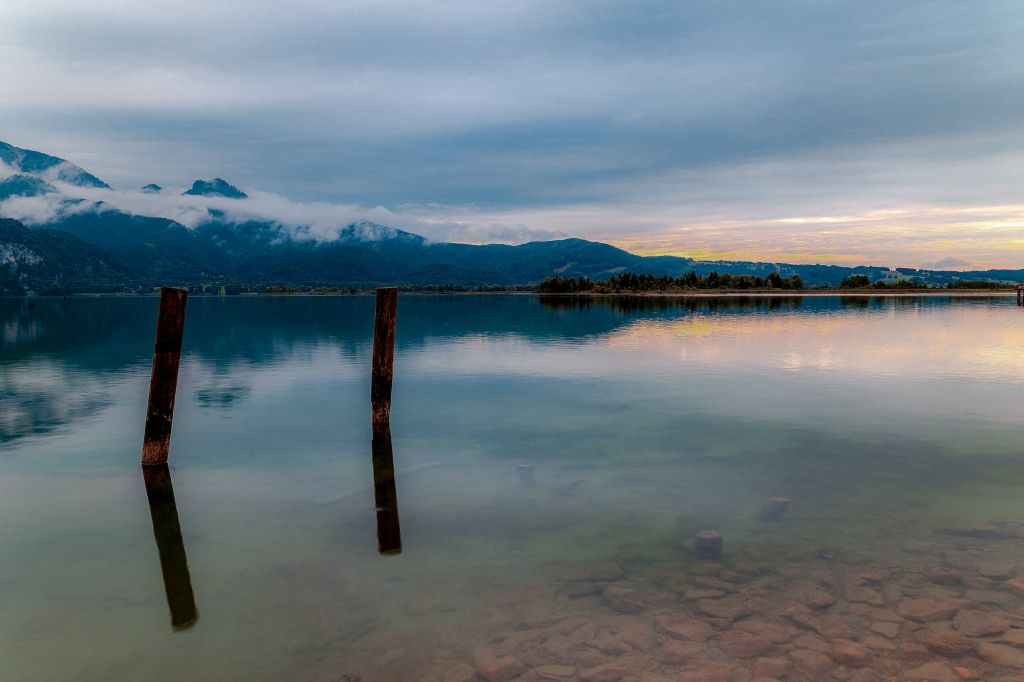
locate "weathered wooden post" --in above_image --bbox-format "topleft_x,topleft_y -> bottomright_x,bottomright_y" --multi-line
371,424 -> 402,555
141,288 -> 188,466
1018,284 -> 1023,306
142,464 -> 198,630
760,496 -> 792,521
371,287 -> 398,429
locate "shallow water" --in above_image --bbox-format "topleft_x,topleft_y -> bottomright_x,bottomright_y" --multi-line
3,294 -> 1024,681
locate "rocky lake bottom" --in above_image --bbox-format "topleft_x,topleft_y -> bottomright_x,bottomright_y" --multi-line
339,518 -> 1024,682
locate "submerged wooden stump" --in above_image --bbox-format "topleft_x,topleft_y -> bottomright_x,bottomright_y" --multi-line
694,530 -> 723,560
760,496 -> 792,521
141,288 -> 188,466
371,287 -> 398,429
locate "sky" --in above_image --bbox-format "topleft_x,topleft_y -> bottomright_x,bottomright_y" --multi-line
1,0 -> 1023,269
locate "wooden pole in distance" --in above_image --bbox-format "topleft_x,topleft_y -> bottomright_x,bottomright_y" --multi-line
142,287 -> 188,466
371,287 -> 398,429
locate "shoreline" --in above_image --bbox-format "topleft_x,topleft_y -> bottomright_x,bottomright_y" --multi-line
532,289 -> 1017,298
16,289 -> 1015,298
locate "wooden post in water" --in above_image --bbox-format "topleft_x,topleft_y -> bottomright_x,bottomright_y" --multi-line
371,287 -> 398,429
1018,284 -> 1023,306
141,287 -> 188,466
142,464 -> 198,630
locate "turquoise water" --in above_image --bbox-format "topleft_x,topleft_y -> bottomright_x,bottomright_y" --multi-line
3,294 -> 1024,681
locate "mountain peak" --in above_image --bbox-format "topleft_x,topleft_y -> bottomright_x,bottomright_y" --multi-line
337,220 -> 426,244
140,183 -> 162,193
183,178 -> 247,199
0,141 -> 110,189
0,174 -> 60,200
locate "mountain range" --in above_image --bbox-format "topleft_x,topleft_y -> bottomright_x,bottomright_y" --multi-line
1,140 -> 1021,295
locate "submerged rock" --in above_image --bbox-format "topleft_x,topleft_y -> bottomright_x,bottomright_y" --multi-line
915,629 -> 975,658
533,664 -> 576,680
719,633 -> 774,659
654,615 -> 715,642
783,605 -> 855,639
1004,576 -> 1024,595
965,588 -> 1015,605
731,619 -> 795,644
978,642 -> 1024,668
579,661 -> 635,682
697,598 -> 751,623
897,597 -> 966,622
846,584 -> 885,606
600,585 -> 645,613
929,568 -> 965,586
1003,628 -> 1024,645
788,649 -> 833,677
954,609 -> 1010,637
473,649 -> 525,682
828,639 -> 870,668
795,585 -> 837,609
677,663 -> 732,682
903,662 -> 962,681
752,657 -> 788,678
976,561 -> 1016,579
443,663 -> 478,682
870,621 -> 901,638
860,635 -> 897,652
896,642 -> 931,662
654,640 -> 703,664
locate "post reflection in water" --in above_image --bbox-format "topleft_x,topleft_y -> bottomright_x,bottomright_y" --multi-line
371,425 -> 402,555
141,464 -> 199,630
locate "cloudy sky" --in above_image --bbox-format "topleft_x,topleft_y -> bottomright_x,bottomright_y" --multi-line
2,0 -> 1023,268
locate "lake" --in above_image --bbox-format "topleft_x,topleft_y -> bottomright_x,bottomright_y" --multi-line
3,294 -> 1024,681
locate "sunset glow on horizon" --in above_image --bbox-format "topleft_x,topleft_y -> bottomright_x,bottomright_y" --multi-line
612,203 -> 1024,270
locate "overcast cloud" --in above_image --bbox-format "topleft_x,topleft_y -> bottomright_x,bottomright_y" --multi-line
1,1 -> 1023,267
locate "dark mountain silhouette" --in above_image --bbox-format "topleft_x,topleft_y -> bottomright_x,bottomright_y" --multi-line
0,217 -> 129,294
1,140 -> 1022,293
183,178 -> 247,199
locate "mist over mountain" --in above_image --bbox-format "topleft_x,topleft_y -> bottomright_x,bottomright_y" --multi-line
1,140 -> 1021,295
0,174 -> 59,200
0,141 -> 109,189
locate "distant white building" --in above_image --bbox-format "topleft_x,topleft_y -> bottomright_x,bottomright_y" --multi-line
875,270 -> 912,285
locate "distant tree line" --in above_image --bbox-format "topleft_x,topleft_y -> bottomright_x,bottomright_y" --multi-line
537,271 -> 805,293
944,279 -> 1008,290
839,274 -> 1012,290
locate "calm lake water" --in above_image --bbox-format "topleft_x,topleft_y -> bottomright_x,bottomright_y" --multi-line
4,294 -> 1024,681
